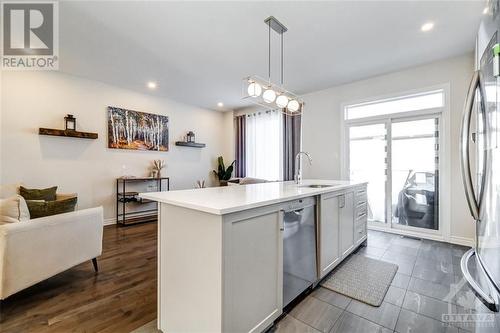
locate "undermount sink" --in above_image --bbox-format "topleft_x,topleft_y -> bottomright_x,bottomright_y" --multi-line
300,184 -> 334,188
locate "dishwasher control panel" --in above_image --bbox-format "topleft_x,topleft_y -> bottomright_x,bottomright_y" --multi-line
281,196 -> 316,211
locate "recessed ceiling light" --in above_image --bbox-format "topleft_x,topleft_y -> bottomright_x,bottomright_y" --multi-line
483,7 -> 489,14
421,22 -> 434,32
420,22 -> 434,31
217,102 -> 224,107
147,81 -> 157,89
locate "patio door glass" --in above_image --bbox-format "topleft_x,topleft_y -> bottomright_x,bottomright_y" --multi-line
349,123 -> 387,224
391,117 -> 439,230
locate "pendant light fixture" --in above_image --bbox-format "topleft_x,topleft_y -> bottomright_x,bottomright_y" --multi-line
242,16 -> 303,116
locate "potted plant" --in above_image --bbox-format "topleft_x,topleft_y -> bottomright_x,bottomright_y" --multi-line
212,156 -> 235,186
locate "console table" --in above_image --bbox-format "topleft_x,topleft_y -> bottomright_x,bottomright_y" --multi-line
116,177 -> 169,226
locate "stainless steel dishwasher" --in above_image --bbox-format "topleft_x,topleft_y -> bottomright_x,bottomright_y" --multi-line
282,197 -> 317,307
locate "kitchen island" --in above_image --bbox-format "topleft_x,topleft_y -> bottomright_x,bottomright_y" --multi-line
141,179 -> 367,333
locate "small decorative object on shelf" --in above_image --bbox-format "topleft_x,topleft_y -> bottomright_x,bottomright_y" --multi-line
186,131 -> 195,143
152,160 -> 166,178
116,177 -> 170,226
212,156 -> 235,186
64,114 -> 76,131
174,131 -> 206,148
196,179 -> 206,188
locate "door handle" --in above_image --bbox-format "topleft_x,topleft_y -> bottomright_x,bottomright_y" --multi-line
460,71 -> 482,221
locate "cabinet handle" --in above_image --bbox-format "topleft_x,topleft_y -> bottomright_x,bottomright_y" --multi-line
357,212 -> 367,219
339,195 -> 346,208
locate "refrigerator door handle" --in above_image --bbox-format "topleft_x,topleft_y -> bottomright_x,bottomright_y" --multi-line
461,248 -> 499,311
460,71 -> 481,220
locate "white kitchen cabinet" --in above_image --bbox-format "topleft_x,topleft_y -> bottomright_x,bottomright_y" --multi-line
318,185 -> 367,278
340,191 -> 355,258
157,202 -> 283,333
223,208 -> 283,333
318,192 -> 340,278
354,187 -> 368,245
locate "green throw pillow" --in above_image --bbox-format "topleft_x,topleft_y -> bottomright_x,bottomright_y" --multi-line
20,186 -> 57,201
26,197 -> 77,219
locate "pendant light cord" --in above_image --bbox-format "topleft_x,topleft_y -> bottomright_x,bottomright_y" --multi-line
268,21 -> 271,83
281,32 -> 284,85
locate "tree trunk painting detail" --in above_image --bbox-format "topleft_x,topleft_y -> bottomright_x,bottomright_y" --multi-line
107,106 -> 169,151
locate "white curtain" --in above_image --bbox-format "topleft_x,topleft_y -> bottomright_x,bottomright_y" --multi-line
245,110 -> 283,181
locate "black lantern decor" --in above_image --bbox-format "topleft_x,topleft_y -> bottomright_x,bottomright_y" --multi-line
186,131 -> 195,143
64,114 -> 76,131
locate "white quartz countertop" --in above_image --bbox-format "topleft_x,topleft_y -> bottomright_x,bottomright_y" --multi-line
140,179 -> 366,215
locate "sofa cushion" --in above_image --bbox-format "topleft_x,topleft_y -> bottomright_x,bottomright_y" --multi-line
20,186 -> 57,201
239,177 -> 268,185
0,195 -> 30,224
26,196 -> 77,219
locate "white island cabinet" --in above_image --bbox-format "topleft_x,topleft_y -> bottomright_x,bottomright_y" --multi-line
318,184 -> 368,279
140,180 -> 366,333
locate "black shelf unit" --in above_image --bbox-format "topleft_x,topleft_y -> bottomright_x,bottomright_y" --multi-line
116,177 -> 169,226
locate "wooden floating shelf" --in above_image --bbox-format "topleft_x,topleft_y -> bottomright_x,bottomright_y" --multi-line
175,141 -> 206,148
39,128 -> 98,139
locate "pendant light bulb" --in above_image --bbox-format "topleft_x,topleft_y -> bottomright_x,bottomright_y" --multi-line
287,100 -> 300,112
263,89 -> 277,103
276,95 -> 289,108
247,82 -> 262,97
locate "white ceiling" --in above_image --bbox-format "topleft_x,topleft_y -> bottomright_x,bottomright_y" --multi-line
59,1 -> 485,111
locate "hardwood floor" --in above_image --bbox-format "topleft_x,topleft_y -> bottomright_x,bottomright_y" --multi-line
0,223 -> 157,333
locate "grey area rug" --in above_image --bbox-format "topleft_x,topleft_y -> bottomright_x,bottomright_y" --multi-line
320,254 -> 398,307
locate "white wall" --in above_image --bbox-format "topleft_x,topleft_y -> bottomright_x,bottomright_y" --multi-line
301,53 -> 475,244
1,71 -> 230,223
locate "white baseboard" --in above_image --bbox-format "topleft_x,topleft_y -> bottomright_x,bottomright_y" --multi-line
368,225 -> 474,247
104,217 -> 116,226
448,236 -> 475,247
368,224 -> 445,242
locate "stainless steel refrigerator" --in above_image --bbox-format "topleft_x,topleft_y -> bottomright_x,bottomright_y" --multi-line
461,0 -> 500,312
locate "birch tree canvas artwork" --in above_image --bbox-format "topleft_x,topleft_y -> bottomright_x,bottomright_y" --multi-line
108,106 -> 169,151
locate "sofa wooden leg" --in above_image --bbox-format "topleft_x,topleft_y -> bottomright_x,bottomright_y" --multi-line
92,258 -> 99,272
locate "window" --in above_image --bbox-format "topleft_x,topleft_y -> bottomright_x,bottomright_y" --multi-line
245,110 -> 283,180
345,88 -> 445,234
345,90 -> 444,120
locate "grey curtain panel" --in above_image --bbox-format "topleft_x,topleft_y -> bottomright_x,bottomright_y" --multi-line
235,115 -> 246,177
283,113 -> 302,181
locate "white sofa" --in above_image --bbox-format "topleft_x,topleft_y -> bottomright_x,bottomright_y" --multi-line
0,205 -> 104,300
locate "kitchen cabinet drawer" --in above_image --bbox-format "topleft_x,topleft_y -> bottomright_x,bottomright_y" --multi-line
356,196 -> 367,208
355,221 -> 367,243
355,187 -> 367,199
355,206 -> 367,221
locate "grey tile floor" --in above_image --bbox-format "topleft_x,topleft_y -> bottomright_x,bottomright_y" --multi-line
268,230 -> 500,333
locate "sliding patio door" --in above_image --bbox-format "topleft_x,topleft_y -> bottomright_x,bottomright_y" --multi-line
347,115 -> 440,233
